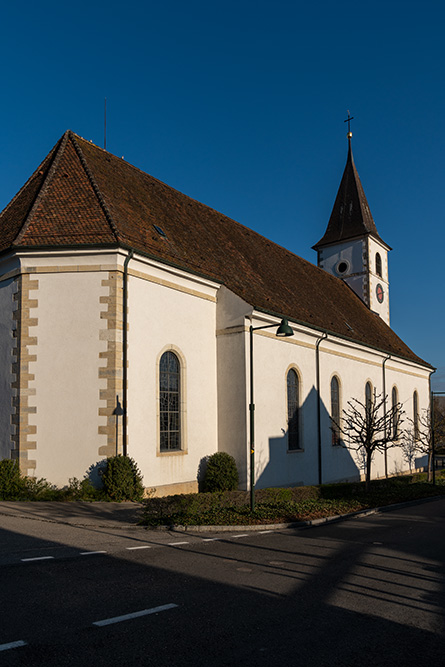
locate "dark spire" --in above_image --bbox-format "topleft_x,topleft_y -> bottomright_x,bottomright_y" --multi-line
313,133 -> 389,250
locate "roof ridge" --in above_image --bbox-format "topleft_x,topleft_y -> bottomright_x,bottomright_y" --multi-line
13,131 -> 72,246
69,133 -> 121,244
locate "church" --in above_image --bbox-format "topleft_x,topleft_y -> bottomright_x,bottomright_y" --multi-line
0,130 -> 433,495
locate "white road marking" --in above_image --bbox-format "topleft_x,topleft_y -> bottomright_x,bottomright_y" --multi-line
231,534 -> 248,539
21,556 -> 54,562
0,640 -> 27,652
93,603 -> 178,627
202,538 -> 220,542
80,551 -> 107,555
126,545 -> 152,550
168,541 -> 189,546
258,530 -> 275,534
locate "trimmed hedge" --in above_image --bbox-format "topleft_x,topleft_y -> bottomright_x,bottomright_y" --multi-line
202,452 -> 239,492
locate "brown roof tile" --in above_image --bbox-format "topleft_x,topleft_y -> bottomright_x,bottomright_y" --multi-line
0,131 -> 431,368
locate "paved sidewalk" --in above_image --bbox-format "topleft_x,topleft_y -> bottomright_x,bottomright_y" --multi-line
0,501 -> 145,528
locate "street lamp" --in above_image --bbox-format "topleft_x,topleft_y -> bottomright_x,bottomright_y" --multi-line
249,318 -> 294,511
113,396 -> 124,456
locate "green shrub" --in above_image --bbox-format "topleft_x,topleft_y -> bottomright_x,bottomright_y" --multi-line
202,452 -> 239,492
0,459 -> 22,500
101,455 -> 144,501
22,476 -> 60,500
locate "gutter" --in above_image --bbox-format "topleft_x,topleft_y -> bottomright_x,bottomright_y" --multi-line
382,354 -> 391,478
122,249 -> 134,456
316,332 -> 328,485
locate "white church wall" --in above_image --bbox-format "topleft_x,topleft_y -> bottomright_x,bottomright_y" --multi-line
0,277 -> 16,460
27,270 -> 107,485
248,319 -> 432,490
249,322 -> 320,490
127,263 -> 219,494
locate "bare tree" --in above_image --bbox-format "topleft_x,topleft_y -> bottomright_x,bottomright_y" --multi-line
407,405 -> 445,482
334,390 -> 404,491
400,429 -> 418,473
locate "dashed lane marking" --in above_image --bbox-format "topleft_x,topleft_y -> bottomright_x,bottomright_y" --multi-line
80,551 -> 107,556
202,538 -> 220,542
126,545 -> 152,550
168,541 -> 189,546
230,534 -> 248,539
93,603 -> 179,627
0,640 -> 27,652
258,530 -> 275,534
21,556 -> 55,562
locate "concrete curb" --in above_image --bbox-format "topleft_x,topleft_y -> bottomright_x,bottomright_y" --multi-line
148,495 -> 444,533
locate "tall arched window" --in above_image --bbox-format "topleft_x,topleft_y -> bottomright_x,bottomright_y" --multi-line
159,351 -> 181,451
376,253 -> 382,277
392,386 -> 399,439
413,391 -> 419,440
287,369 -> 300,450
365,382 -> 373,423
331,376 -> 340,446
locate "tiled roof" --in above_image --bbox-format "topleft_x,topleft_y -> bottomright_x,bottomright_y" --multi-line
313,137 -> 390,250
0,131 -> 430,368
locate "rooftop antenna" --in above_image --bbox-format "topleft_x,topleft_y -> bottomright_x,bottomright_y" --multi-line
344,110 -> 354,138
104,97 -> 107,150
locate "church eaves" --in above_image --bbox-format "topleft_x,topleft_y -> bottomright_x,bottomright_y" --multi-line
313,137 -> 390,250
0,131 -> 429,369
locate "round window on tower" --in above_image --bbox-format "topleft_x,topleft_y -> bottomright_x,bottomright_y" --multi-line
335,260 -> 350,276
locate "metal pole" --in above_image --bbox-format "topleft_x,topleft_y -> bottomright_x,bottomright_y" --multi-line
382,355 -> 391,478
315,332 -> 327,485
249,325 -> 255,512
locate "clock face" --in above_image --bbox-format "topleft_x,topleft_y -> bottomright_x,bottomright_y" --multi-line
376,283 -> 384,303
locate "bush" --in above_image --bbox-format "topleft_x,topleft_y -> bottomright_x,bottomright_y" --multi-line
0,459 -> 22,500
101,455 -> 144,501
202,452 -> 239,492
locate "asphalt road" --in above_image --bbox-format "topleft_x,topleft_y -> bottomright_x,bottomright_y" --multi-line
0,499 -> 444,666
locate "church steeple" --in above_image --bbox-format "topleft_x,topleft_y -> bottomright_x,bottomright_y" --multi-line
313,129 -> 391,326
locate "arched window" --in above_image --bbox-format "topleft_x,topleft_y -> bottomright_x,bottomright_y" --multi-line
376,253 -> 382,277
365,382 -> 373,423
331,376 -> 340,446
287,369 -> 300,450
392,386 -> 399,439
413,391 -> 419,440
159,351 -> 181,451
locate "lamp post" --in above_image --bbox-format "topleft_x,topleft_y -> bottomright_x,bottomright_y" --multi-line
249,318 -> 294,511
113,396 -> 124,456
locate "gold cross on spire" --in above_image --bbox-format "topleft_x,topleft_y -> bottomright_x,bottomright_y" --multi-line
344,110 -> 354,138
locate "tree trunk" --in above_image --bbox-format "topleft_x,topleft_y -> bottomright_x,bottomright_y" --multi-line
427,450 -> 433,483
365,452 -> 372,492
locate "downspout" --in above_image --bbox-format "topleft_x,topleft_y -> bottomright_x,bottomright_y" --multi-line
429,371 -> 436,485
382,354 -> 391,478
122,249 -> 134,456
316,332 -> 328,485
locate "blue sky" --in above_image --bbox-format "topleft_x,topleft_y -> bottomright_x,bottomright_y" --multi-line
1,0 -> 444,389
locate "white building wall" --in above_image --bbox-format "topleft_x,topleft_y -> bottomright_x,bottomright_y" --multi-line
242,313 -> 432,490
28,270 -> 107,485
127,260 -> 219,493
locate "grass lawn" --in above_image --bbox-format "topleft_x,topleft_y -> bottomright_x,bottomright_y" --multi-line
140,471 -> 445,527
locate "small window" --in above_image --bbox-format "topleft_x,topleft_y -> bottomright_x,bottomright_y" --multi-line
331,376 -> 341,446
287,369 -> 300,450
376,253 -> 382,277
413,391 -> 419,440
391,386 -> 399,439
159,351 -> 181,451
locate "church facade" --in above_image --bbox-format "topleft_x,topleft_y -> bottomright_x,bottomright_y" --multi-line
0,131 -> 433,494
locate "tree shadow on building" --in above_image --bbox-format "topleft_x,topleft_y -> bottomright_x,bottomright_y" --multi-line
256,386 -> 360,489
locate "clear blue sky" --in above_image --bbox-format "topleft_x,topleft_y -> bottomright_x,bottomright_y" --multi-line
1,0 -> 444,389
